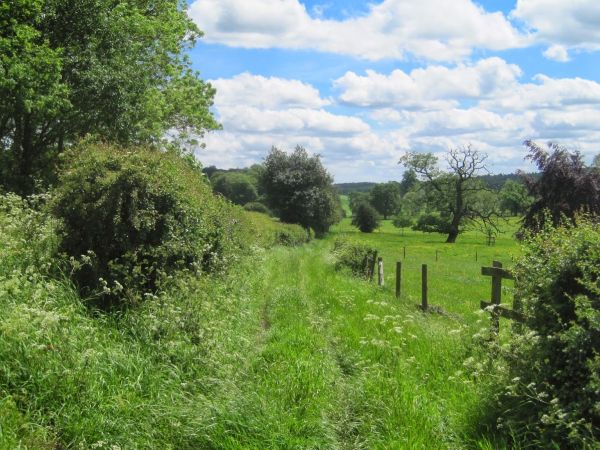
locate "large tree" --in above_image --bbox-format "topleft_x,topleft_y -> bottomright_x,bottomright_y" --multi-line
520,141 -> 600,233
261,146 -> 342,237
400,145 -> 498,243
0,0 -> 219,193
369,182 -> 401,219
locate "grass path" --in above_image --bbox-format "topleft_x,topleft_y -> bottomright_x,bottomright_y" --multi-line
211,241 -> 495,449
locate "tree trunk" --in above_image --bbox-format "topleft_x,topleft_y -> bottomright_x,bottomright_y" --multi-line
446,227 -> 459,243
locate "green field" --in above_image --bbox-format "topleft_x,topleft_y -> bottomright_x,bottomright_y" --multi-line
0,210 -> 525,448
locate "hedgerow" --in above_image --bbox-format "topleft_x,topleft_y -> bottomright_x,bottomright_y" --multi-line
51,143 -> 246,307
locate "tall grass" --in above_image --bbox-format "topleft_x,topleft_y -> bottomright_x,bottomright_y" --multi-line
1,197 -> 524,448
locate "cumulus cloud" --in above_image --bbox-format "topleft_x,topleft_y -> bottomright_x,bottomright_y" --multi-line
189,0 -> 525,61
334,58 -> 522,108
512,1 -> 600,55
198,65 -> 600,182
210,72 -> 329,109
543,45 -> 570,62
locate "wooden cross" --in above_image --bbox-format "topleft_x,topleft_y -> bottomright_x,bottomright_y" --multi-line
480,261 -> 523,333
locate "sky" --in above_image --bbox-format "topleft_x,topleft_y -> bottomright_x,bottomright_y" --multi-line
186,0 -> 600,182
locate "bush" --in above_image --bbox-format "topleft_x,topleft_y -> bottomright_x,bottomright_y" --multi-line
240,211 -> 309,248
333,239 -> 378,278
243,201 -> 272,216
52,143 -> 244,306
351,202 -> 380,233
496,216 -> 600,447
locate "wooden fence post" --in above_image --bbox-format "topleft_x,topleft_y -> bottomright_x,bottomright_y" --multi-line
369,251 -> 378,282
490,261 -> 502,333
403,246 -> 406,259
395,262 -> 401,299
436,250 -> 439,262
421,264 -> 428,311
378,257 -> 384,286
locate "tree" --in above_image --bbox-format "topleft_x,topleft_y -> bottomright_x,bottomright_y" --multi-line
499,179 -> 532,216
348,191 -> 370,214
261,146 -> 342,237
369,182 -> 401,219
399,169 -> 418,196
520,141 -> 600,233
211,172 -> 259,205
392,213 -> 412,235
400,145 -> 498,243
0,0 -> 219,194
352,202 -> 380,233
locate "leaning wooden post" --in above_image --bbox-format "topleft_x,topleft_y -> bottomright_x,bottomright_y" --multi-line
395,262 -> 402,299
421,264 -> 428,311
377,257 -> 384,286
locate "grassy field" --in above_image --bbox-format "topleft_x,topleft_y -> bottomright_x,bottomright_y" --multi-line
0,207 -> 525,448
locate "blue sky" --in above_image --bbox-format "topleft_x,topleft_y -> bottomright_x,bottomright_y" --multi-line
187,0 -> 600,182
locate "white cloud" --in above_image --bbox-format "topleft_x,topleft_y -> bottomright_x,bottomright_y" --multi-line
210,72 -> 329,109
334,58 -> 522,108
543,45 -> 570,62
512,1 -> 600,53
189,0 -> 525,61
198,66 -> 600,182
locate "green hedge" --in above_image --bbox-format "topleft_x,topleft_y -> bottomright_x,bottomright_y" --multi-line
52,144 -> 246,306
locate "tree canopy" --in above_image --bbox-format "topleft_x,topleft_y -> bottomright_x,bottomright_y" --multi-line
520,141 -> 600,233
369,182 -> 401,219
400,145 -> 499,243
261,146 -> 342,237
0,0 -> 219,193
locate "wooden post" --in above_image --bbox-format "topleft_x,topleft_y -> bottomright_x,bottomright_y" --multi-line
436,250 -> 439,262
395,262 -> 401,299
475,250 -> 478,262
490,261 -> 502,333
421,264 -> 428,311
369,251 -> 378,282
378,257 -> 384,287
403,246 -> 406,259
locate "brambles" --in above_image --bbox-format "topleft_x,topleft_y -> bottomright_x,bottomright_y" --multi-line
52,143 -> 244,307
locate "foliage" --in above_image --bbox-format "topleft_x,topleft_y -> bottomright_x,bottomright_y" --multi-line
332,239 -> 378,278
243,201 -> 272,215
351,202 -> 380,233
369,182 -> 401,219
392,213 -> 413,235
348,191 -> 370,214
499,179 -> 532,216
494,217 -> 600,447
51,143 -> 243,307
212,171 -> 259,205
240,211 -> 309,248
399,169 -> 418,196
412,212 -> 452,234
261,146 -> 342,237
400,145 -> 500,243
0,0 -> 218,194
521,141 -> 600,233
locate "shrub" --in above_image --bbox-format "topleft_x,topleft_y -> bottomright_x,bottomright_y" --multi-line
333,239 -> 378,278
496,216 -> 600,447
52,143 -> 244,306
243,201 -> 272,216
351,202 -> 380,233
240,211 -> 309,248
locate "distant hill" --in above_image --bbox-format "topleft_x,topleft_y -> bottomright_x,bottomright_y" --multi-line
334,182 -> 376,195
